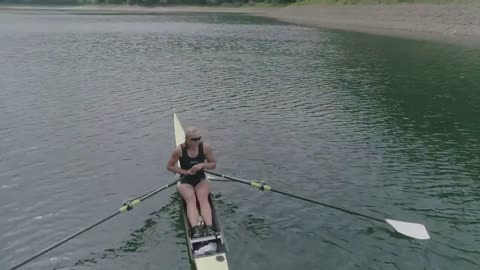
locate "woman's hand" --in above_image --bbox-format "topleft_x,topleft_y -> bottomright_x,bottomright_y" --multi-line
184,169 -> 196,175
189,163 -> 204,173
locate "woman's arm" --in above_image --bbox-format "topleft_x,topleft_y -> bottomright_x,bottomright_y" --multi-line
202,143 -> 216,170
166,146 -> 189,175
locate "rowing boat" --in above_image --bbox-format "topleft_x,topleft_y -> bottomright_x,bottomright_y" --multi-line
173,112 -> 230,270
6,111 -> 430,270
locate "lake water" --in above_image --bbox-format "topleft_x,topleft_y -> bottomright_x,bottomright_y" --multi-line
1,10 -> 479,270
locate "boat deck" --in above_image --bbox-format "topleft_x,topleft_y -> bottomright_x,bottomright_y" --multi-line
177,180 -> 229,270
173,111 -> 229,270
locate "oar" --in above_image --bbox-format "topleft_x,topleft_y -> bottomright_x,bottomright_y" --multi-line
205,171 -> 430,240
8,177 -> 179,270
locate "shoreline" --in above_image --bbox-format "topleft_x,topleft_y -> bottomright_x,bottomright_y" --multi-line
0,4 -> 269,14
1,4 -> 480,46
264,3 -> 480,47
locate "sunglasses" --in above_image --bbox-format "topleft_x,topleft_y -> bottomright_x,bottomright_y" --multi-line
189,136 -> 202,142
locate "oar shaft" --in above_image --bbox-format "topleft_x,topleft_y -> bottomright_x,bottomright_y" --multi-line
207,171 -> 430,240
140,181 -> 178,201
8,212 -> 121,270
8,178 -> 178,270
271,189 -> 383,223
206,171 -> 383,223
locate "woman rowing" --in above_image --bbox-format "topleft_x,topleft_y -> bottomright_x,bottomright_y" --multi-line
167,127 -> 217,238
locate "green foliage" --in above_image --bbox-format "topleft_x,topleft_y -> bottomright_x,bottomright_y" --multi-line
294,0 -> 458,5
0,0 -> 459,6
0,0 -> 79,4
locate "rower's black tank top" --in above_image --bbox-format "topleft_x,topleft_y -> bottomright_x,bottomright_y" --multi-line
180,142 -> 206,179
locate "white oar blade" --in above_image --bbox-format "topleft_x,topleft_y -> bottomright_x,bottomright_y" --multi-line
386,219 -> 430,240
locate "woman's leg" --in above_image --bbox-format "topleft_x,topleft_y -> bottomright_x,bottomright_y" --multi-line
194,180 -> 212,225
178,183 -> 199,226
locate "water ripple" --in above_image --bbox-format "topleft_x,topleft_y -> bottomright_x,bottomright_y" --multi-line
1,11 -> 480,270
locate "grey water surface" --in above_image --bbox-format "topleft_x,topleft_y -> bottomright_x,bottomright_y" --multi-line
1,11 -> 479,270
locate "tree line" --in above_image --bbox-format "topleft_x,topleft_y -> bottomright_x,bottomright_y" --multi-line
0,0 -> 296,6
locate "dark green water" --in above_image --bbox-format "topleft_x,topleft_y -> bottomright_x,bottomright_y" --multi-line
0,11 -> 479,270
